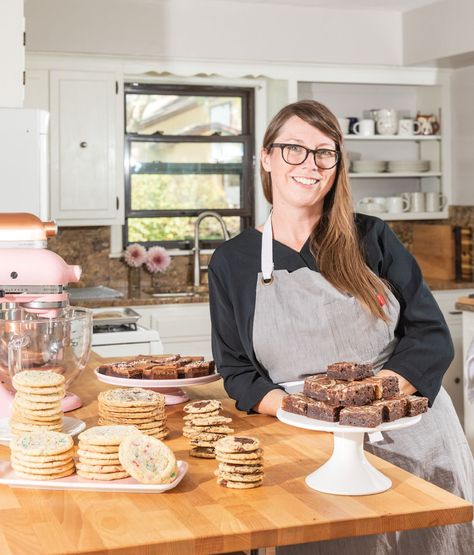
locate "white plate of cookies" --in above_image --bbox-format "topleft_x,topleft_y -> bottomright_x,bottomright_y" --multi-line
0,416 -> 86,443
0,459 -> 188,493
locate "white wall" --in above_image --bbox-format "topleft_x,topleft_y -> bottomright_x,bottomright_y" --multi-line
403,0 -> 474,66
451,64 -> 474,205
25,0 -> 403,66
0,0 -> 24,107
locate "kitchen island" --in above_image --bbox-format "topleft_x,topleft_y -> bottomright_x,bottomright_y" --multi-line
0,355 -> 471,555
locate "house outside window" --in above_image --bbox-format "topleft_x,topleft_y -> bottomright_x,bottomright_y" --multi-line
124,83 -> 255,249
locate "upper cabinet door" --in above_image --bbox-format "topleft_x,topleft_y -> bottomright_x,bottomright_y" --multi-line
50,70 -> 124,226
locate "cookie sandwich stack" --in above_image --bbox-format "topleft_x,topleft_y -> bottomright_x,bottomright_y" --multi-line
10,370 -> 65,436
182,400 -> 233,458
10,430 -> 75,480
215,435 -> 264,489
98,388 -> 168,439
76,425 -> 139,480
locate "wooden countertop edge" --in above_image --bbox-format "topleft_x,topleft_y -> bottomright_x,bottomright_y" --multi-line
455,297 -> 474,311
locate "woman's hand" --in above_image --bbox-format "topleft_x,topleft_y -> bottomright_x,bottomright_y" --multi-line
253,388 -> 287,416
377,368 -> 417,396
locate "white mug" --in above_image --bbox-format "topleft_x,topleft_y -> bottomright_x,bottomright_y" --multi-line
402,191 -> 425,212
376,108 -> 398,135
425,192 -> 447,212
357,197 -> 386,213
386,196 -> 410,213
398,118 -> 422,136
337,117 -> 350,135
352,119 -> 375,136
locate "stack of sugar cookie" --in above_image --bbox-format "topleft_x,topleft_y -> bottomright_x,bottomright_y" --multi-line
215,435 -> 264,489
76,425 -> 139,480
182,400 -> 233,458
10,370 -> 65,436
10,430 -> 75,480
119,433 -> 178,484
98,388 -> 168,439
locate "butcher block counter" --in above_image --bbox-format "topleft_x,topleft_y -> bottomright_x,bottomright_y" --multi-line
0,355 -> 471,555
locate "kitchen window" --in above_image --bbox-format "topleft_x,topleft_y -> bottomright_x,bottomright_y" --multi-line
124,83 -> 255,248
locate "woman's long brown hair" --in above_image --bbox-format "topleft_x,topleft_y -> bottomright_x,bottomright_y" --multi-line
260,99 -> 389,322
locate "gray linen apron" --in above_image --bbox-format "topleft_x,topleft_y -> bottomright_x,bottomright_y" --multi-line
252,213 -> 474,554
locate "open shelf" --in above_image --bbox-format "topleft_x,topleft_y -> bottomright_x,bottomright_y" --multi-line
344,135 -> 441,141
350,172 -> 442,178
357,211 -> 448,221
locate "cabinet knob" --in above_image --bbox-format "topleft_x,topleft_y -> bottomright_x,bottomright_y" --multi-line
455,377 -> 461,384
79,141 -> 88,148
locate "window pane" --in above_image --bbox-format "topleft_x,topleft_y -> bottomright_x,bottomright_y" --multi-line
132,174 -> 241,210
126,94 -> 243,136
128,217 -> 241,243
130,141 -> 244,165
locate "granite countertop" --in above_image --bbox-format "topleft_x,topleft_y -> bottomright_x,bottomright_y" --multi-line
70,287 -> 209,308
69,279 -> 474,309
427,279 -> 474,291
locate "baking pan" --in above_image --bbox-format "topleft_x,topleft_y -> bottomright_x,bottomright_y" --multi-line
92,307 -> 141,326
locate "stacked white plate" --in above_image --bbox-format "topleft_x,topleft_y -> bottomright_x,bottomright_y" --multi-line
351,160 -> 387,173
387,160 -> 430,173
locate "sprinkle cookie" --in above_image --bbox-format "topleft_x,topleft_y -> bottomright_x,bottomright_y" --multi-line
119,433 -> 177,484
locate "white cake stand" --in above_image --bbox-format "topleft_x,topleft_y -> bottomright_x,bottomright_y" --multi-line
276,408 -> 422,496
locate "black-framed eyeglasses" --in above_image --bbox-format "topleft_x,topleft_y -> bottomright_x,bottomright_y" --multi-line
270,143 -> 340,170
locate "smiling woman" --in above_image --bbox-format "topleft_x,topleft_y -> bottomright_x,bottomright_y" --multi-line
208,99 -> 474,554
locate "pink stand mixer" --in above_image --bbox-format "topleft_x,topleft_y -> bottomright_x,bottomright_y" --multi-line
0,213 -> 92,416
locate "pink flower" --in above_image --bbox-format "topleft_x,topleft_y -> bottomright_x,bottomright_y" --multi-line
123,243 -> 147,268
146,246 -> 171,274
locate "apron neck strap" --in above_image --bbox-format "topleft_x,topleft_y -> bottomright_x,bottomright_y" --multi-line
261,211 -> 274,280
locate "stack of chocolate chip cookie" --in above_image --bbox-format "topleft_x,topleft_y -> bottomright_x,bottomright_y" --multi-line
98,388 -> 168,439
182,400 -> 233,458
10,430 -> 75,480
215,435 -> 264,489
76,425 -> 139,480
10,370 -> 65,436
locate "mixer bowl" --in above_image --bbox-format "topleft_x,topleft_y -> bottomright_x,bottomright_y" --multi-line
0,307 -> 92,392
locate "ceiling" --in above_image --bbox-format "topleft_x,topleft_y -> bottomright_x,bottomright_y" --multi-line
212,0 -> 443,12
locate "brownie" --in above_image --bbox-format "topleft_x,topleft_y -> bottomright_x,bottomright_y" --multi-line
406,395 -> 429,416
142,366 -> 178,379
372,396 -> 408,421
176,361 -> 207,378
326,361 -> 374,381
306,398 -> 341,422
281,393 -> 308,416
303,375 -> 376,406
363,375 -> 399,399
339,405 -> 383,428
98,362 -> 143,379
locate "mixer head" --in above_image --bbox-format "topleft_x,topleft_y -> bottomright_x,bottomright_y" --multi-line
0,213 -> 81,316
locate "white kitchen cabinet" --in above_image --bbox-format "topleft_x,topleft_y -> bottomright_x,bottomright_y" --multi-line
0,1 -> 24,107
298,81 -> 449,221
24,69 -> 49,111
49,70 -> 124,226
432,289 -> 473,425
131,303 -> 212,360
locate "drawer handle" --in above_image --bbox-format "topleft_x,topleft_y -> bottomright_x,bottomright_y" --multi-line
80,141 -> 88,148
449,310 -> 462,315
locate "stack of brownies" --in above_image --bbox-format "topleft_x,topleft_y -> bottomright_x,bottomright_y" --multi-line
282,361 -> 428,428
97,355 -> 215,380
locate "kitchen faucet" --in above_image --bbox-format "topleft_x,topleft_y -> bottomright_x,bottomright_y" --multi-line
193,211 -> 230,288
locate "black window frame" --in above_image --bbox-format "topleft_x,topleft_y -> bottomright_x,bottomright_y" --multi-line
124,83 -> 255,249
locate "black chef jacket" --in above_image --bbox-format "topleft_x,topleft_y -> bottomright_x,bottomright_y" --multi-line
208,213 -> 454,412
